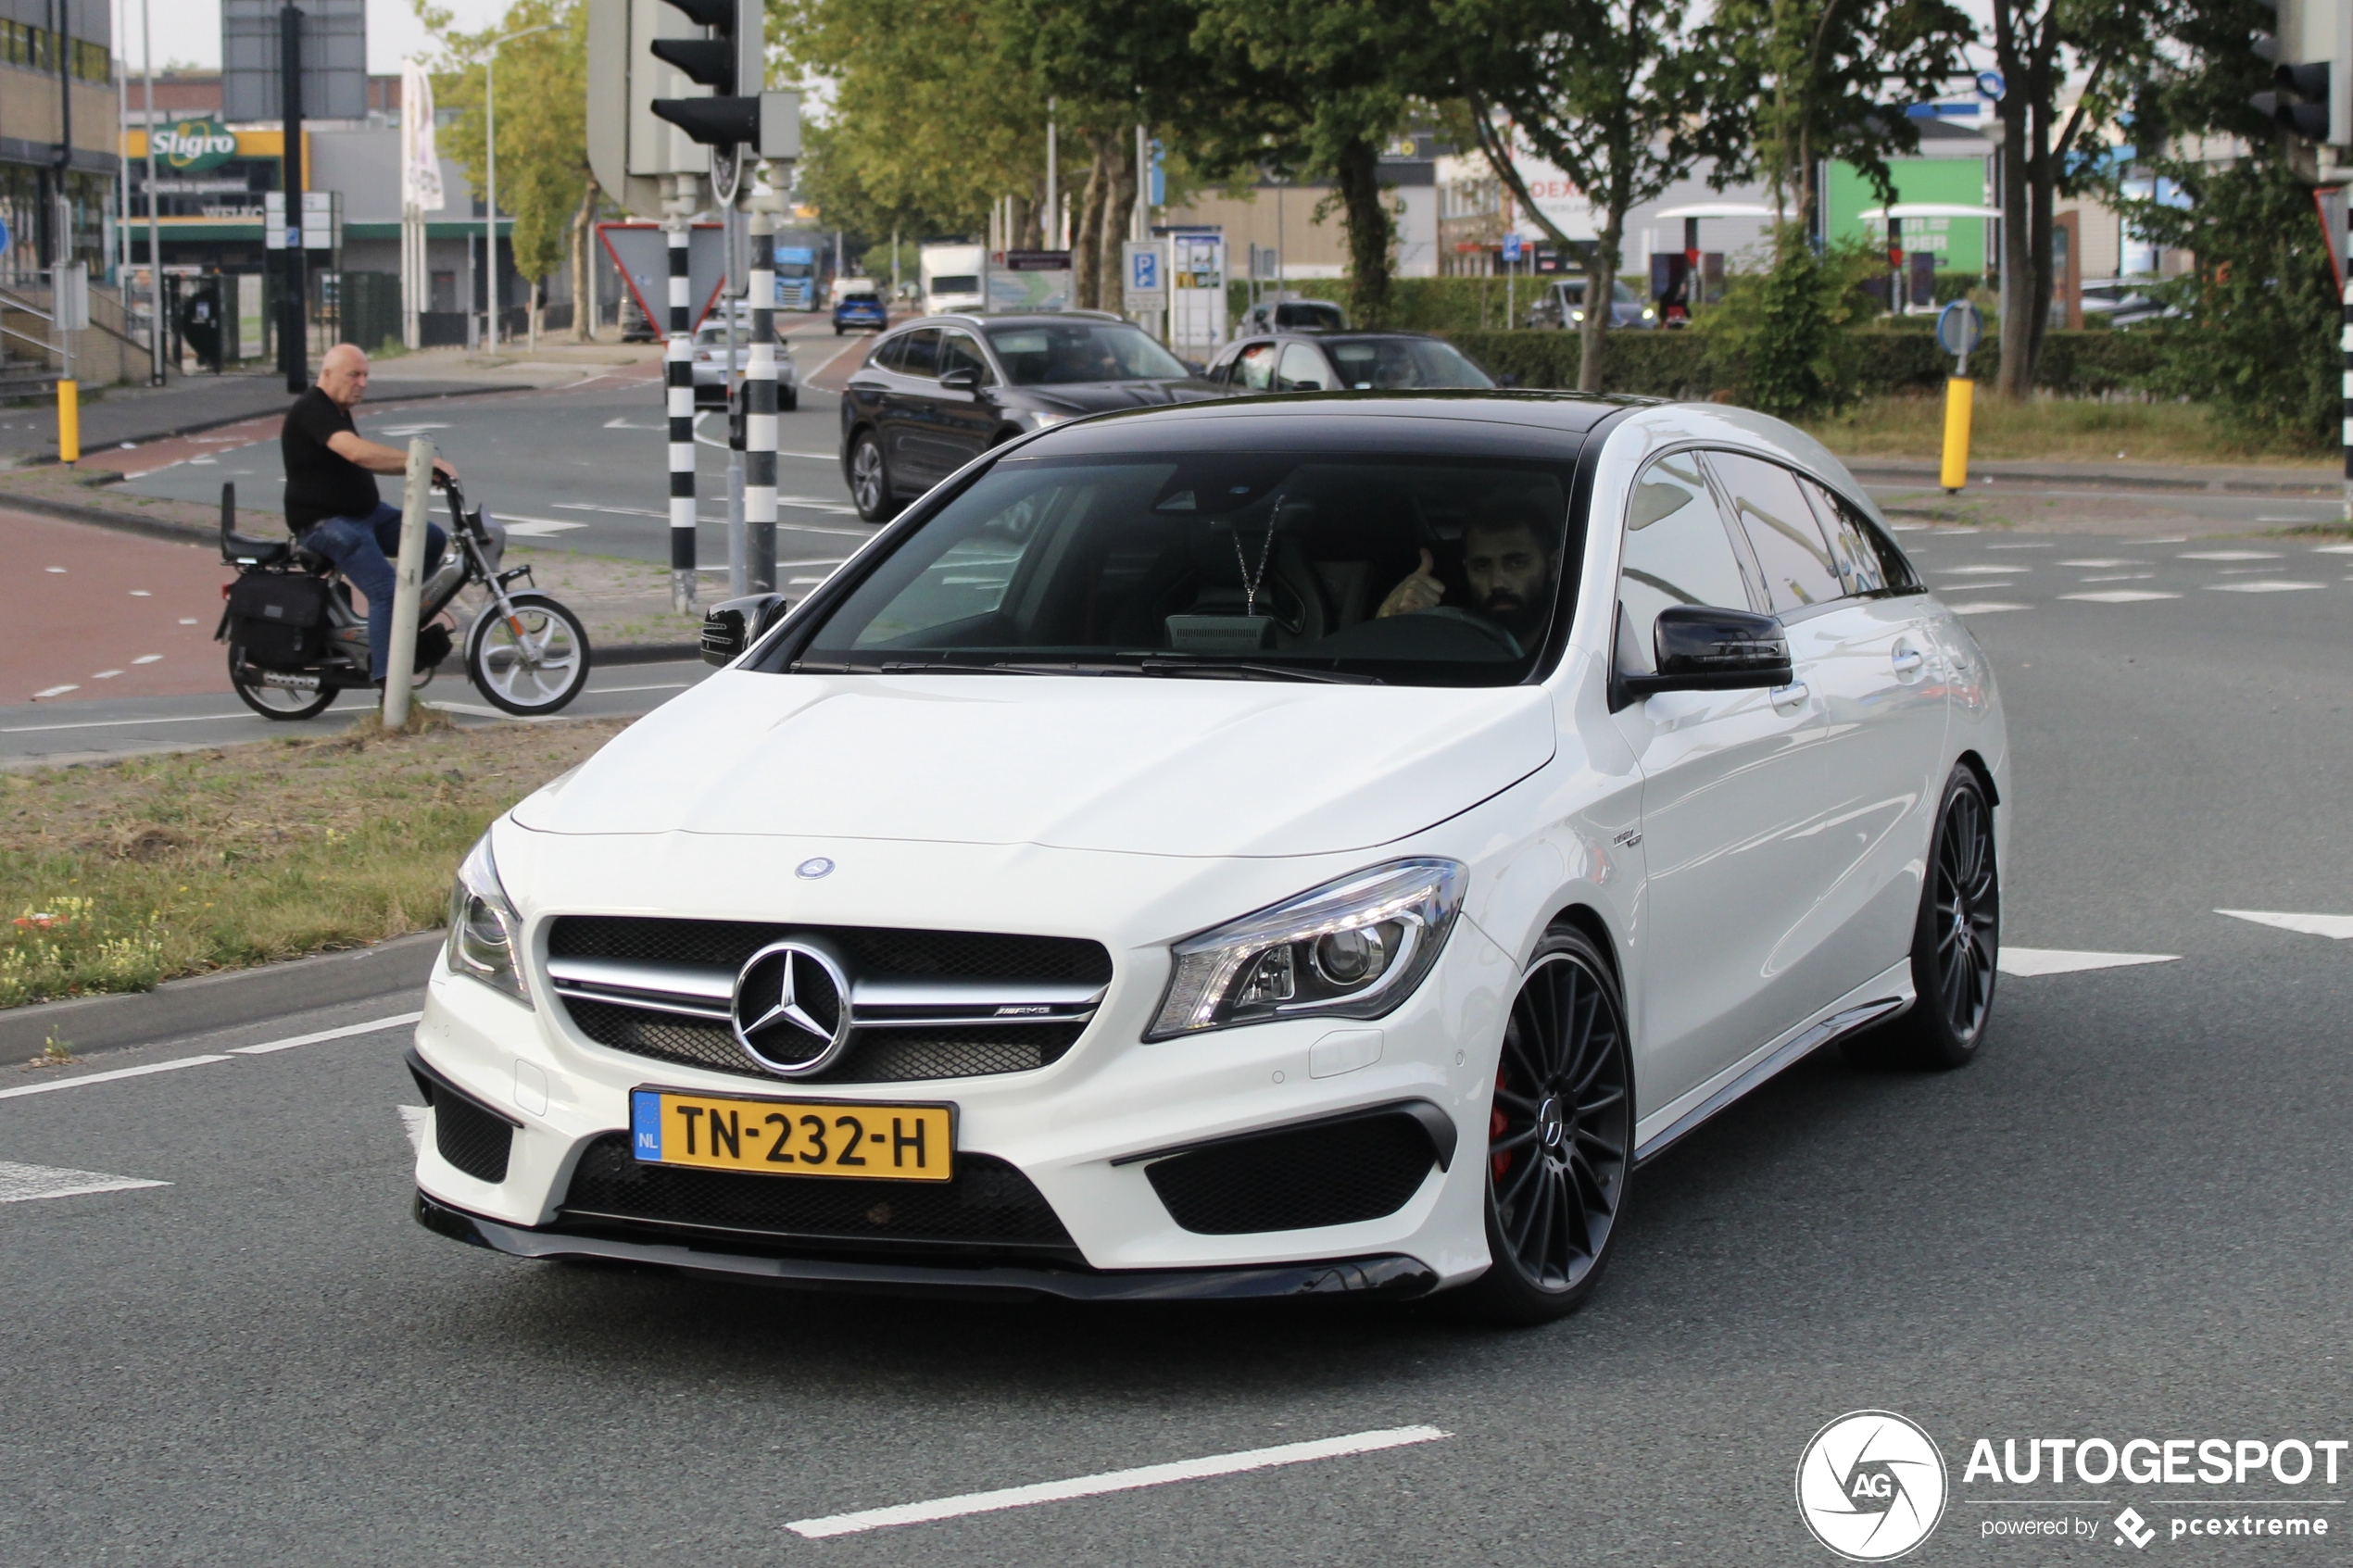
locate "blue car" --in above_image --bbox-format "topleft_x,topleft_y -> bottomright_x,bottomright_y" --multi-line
833,290 -> 887,335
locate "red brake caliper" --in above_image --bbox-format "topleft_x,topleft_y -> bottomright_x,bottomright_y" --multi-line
1490,1065 -> 1511,1182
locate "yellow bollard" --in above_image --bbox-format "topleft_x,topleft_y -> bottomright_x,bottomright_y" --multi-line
57,378 -> 79,466
1939,376 -> 1972,493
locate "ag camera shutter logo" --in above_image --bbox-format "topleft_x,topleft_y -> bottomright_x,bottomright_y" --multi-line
1796,1411 -> 1949,1561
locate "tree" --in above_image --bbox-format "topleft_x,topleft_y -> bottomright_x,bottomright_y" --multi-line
422,0 -> 595,343
1464,0 -> 1742,390
1986,0 -> 2153,397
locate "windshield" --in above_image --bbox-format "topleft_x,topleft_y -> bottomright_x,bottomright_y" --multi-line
985,322 -> 1192,385
929,274 -> 980,295
1275,302 -> 1346,329
787,453 -> 1577,686
1324,338 -> 1493,390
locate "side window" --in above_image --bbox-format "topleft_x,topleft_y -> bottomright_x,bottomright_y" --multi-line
870,333 -> 909,373
1707,450 -> 1843,614
1617,451 -> 1753,674
1795,474 -> 1918,595
938,331 -> 989,381
1234,342 -> 1277,390
897,328 -> 942,379
1276,342 -> 1329,391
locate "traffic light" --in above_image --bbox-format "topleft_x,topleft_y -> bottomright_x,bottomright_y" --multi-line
2250,0 -> 2351,147
648,0 -> 798,157
585,0 -> 800,218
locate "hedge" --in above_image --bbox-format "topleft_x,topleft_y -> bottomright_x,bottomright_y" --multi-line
1440,326 -> 2170,401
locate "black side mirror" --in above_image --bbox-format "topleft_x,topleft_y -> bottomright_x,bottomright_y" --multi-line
938,366 -> 983,393
701,593 -> 790,666
1619,605 -> 1793,698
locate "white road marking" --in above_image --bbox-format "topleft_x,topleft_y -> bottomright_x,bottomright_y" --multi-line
2058,558 -> 2142,568
489,516 -> 589,536
2204,581 -> 2324,593
398,1105 -> 429,1153
600,415 -> 663,431
373,422 -> 452,437
1984,543 -> 2055,549
0,710 -> 256,735
1998,947 -> 2179,977
227,1012 -> 422,1056
92,670 -> 123,680
129,589 -> 152,597
177,618 -> 198,625
2310,543 -> 2353,555
0,1055 -> 231,1101
132,655 -> 162,665
2059,590 -> 2181,603
2216,909 -> 2353,940
1938,564 -> 2032,575
0,1160 -> 168,1203
2076,572 -> 2155,582
1944,601 -> 2030,614
2177,549 -> 2280,560
31,685 -> 79,699
589,682 -> 690,695
44,566 -> 65,573
786,1424 -> 1452,1540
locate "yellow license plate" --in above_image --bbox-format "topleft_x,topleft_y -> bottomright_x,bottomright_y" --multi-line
629,1088 -> 954,1182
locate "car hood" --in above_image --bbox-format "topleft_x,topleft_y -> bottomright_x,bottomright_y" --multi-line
511,672 -> 1556,858
1014,379 -> 1224,416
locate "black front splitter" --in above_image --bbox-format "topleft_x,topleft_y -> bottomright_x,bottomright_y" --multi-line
415,1190 -> 1439,1304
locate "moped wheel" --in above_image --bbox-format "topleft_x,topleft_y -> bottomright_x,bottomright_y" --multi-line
226,646 -> 338,721
465,592 -> 593,715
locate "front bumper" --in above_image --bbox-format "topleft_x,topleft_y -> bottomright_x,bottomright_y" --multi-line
409,841 -> 1520,1291
416,1190 -> 1437,1302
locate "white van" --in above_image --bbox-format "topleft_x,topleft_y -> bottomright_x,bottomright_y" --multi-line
919,244 -> 987,316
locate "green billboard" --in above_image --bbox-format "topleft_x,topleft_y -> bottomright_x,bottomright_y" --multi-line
1825,156 -> 1992,272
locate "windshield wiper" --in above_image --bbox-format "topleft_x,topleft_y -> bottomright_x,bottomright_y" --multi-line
792,659 -> 1048,675
1137,658 -> 1384,685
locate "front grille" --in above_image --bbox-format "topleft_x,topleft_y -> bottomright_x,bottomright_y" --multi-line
1146,1111 -> 1440,1235
546,917 -> 1111,1085
557,1132 -> 1079,1261
434,1093 -> 513,1184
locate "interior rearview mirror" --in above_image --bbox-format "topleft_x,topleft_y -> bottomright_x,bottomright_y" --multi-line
1618,605 -> 1793,698
938,366 -> 983,392
701,593 -> 790,667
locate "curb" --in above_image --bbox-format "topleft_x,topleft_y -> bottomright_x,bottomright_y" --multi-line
0,487 -> 219,544
1847,462 -> 2338,497
1,929 -> 444,1061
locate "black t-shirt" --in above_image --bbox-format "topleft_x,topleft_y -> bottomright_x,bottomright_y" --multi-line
281,386 -> 381,533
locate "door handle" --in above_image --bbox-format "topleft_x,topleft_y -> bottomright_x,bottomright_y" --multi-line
1891,646 -> 1926,679
1769,681 -> 1809,709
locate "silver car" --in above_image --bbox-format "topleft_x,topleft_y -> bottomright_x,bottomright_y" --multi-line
692,318 -> 801,411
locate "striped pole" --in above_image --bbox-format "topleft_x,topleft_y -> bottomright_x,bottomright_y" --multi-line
747,191 -> 778,594
665,183 -> 698,612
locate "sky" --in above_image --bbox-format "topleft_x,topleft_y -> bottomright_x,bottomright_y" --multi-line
118,0 -> 512,76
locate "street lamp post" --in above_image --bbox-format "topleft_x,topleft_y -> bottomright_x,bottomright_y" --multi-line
483,24 -> 554,348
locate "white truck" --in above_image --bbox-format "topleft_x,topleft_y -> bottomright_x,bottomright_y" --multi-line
920,244 -> 987,316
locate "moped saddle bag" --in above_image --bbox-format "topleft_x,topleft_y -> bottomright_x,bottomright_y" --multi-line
223,572 -> 333,669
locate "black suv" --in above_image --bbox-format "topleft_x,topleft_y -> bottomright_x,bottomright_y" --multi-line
1202,331 -> 1494,395
838,312 -> 1221,521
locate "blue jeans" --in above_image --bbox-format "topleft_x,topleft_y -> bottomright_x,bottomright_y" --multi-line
304,503 -> 447,682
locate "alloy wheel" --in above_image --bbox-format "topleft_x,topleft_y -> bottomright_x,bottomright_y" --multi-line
1931,783 -> 1998,1042
850,439 -> 886,519
1489,947 -> 1631,1295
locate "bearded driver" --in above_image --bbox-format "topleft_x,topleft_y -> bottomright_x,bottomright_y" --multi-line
281,343 -> 458,686
1375,508 -> 1561,646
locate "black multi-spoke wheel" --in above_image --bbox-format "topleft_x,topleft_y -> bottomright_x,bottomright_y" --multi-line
1459,926 -> 1633,1324
1850,766 -> 2000,1070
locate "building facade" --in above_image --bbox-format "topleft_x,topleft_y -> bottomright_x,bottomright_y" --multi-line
1,0 -> 118,285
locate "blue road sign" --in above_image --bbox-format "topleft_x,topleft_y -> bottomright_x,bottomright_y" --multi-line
1976,70 -> 2005,101
1936,299 -> 1984,358
0,217 -> 11,258
1130,248 -> 1159,292
1500,232 -> 1524,264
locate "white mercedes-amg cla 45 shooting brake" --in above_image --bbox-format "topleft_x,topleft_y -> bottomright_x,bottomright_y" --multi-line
410,391 -> 2007,1323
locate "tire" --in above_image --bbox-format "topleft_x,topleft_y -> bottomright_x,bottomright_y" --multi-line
848,431 -> 898,522
465,592 -> 593,716
1845,766 -> 1999,1071
1453,925 -> 1635,1325
226,646 -> 338,721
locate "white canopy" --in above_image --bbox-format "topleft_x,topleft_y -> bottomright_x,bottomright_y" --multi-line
1655,202 -> 1775,219
1858,204 -> 2005,221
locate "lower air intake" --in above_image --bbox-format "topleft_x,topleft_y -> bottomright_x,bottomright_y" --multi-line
1145,1110 -> 1441,1235
558,1133 -> 1080,1261
434,1093 -> 513,1185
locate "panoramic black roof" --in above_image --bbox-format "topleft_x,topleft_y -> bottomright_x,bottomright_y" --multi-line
1007,390 -> 1644,458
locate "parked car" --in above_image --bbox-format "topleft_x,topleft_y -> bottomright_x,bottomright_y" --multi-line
833,288 -> 888,335
1204,331 -> 1494,393
1526,277 -> 1657,331
837,312 -> 1221,521
1238,295 -> 1350,334
691,318 -> 800,411
411,389 -> 2008,1323
2078,278 -> 2177,327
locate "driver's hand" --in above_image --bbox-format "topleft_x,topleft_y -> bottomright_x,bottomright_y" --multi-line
432,458 -> 459,483
1377,548 -> 1444,618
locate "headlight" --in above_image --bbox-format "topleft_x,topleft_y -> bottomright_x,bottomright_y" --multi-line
446,829 -> 531,1008
1146,859 -> 1466,1039
1642,307 -> 1656,319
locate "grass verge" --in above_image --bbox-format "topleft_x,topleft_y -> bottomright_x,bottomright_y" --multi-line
0,718 -> 629,1009
1803,395 -> 2332,466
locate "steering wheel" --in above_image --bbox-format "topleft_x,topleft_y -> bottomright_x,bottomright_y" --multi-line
1404,606 -> 1525,659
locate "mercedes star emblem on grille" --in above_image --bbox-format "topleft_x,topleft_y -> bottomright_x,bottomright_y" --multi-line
731,940 -> 854,1075
795,857 -> 836,880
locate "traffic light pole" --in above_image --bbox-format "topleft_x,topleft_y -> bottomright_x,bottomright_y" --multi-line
746,169 -> 779,594
664,176 -> 698,612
